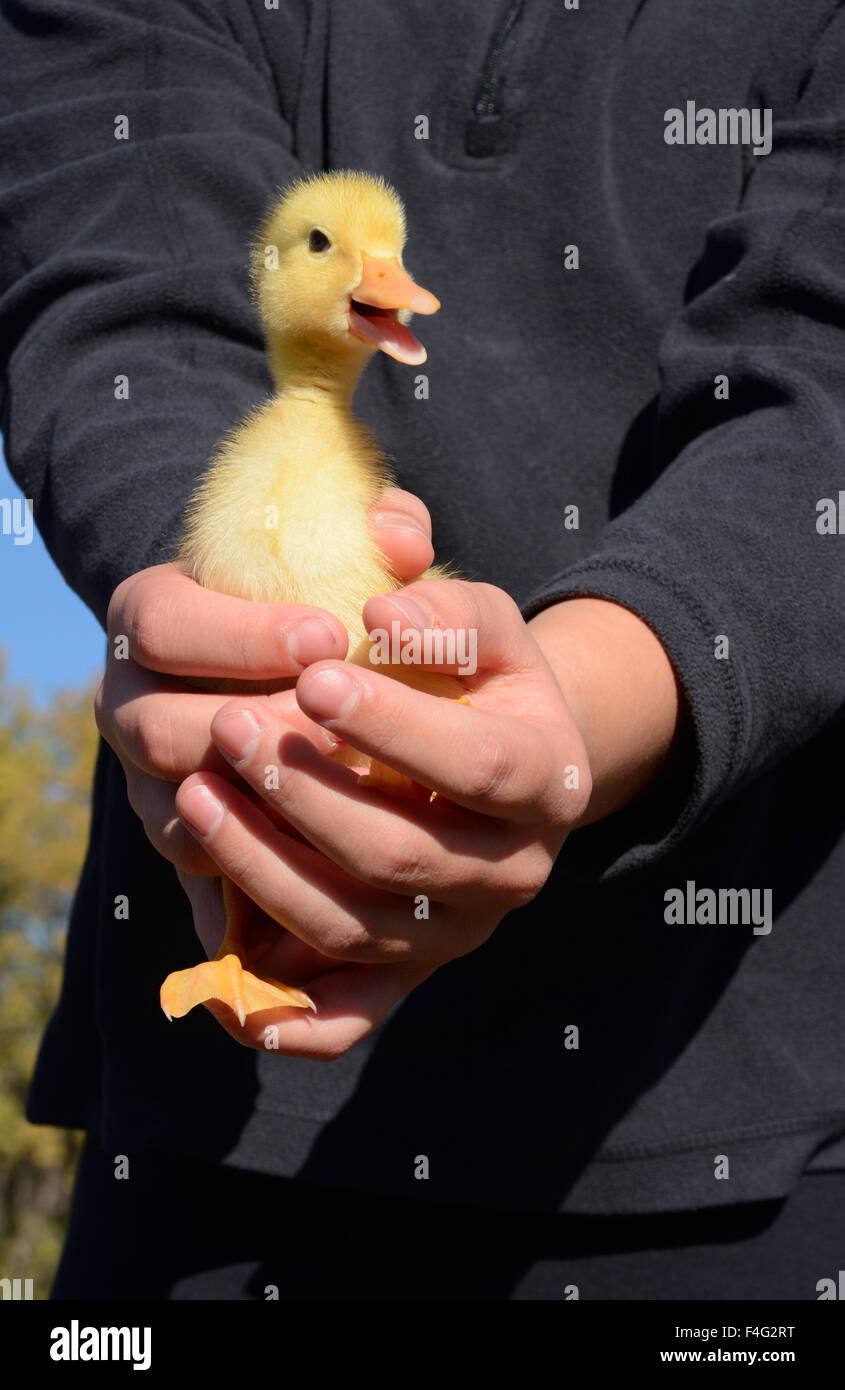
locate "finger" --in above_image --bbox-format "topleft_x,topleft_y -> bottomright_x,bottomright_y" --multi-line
296,662 -> 572,823
174,772 -> 443,960
361,578 -> 541,681
176,869 -> 335,979
124,764 -> 219,874
108,563 -> 348,679
100,662 -> 338,781
209,706 -> 532,895
98,661 -> 234,780
369,486 -> 434,581
203,957 -> 434,1057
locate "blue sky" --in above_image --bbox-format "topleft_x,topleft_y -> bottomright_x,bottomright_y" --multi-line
0,448 -> 105,701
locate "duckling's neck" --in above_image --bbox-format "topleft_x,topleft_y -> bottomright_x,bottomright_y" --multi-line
252,334 -> 395,645
267,336 -> 367,408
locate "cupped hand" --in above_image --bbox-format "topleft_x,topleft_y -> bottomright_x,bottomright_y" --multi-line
94,488 -> 436,880
174,579 -> 593,1056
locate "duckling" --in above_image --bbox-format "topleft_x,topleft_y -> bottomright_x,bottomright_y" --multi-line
160,171 -> 466,1030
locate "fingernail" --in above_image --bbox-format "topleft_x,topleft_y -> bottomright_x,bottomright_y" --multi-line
288,617 -> 338,667
213,708 -> 261,763
389,593 -> 430,630
180,784 -> 224,837
372,510 -> 428,537
301,667 -> 359,721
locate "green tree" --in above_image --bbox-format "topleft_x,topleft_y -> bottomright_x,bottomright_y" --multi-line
0,651 -> 98,1295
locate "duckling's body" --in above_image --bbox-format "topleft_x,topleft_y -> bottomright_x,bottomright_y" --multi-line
160,171 -> 464,1029
180,391 -> 391,643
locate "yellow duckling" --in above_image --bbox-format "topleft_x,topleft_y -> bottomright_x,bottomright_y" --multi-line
160,171 -> 465,1029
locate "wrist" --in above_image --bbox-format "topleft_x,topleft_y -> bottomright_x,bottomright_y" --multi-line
528,596 -> 684,826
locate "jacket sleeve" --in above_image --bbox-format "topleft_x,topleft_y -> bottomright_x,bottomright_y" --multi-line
0,0 -> 307,625
523,4 -> 845,874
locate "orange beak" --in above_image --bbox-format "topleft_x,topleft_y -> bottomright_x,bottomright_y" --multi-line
348,253 -> 440,365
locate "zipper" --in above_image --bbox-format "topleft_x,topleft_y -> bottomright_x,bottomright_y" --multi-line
472,1 -> 526,118
466,1 -> 528,157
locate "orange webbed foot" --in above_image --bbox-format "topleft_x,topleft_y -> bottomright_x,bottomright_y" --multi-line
160,953 -> 315,1027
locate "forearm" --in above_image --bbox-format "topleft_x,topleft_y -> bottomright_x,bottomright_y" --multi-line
529,597 -> 684,827
0,0 -> 304,624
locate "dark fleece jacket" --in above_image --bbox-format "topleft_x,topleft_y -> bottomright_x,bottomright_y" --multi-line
2,0 -> 845,1214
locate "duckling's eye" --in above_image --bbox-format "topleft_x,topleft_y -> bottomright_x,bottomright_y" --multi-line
308,228 -> 331,253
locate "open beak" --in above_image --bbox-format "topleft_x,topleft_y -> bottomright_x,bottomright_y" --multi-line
349,253 -> 440,365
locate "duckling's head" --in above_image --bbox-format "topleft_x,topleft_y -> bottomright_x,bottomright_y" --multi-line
253,171 -> 439,384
